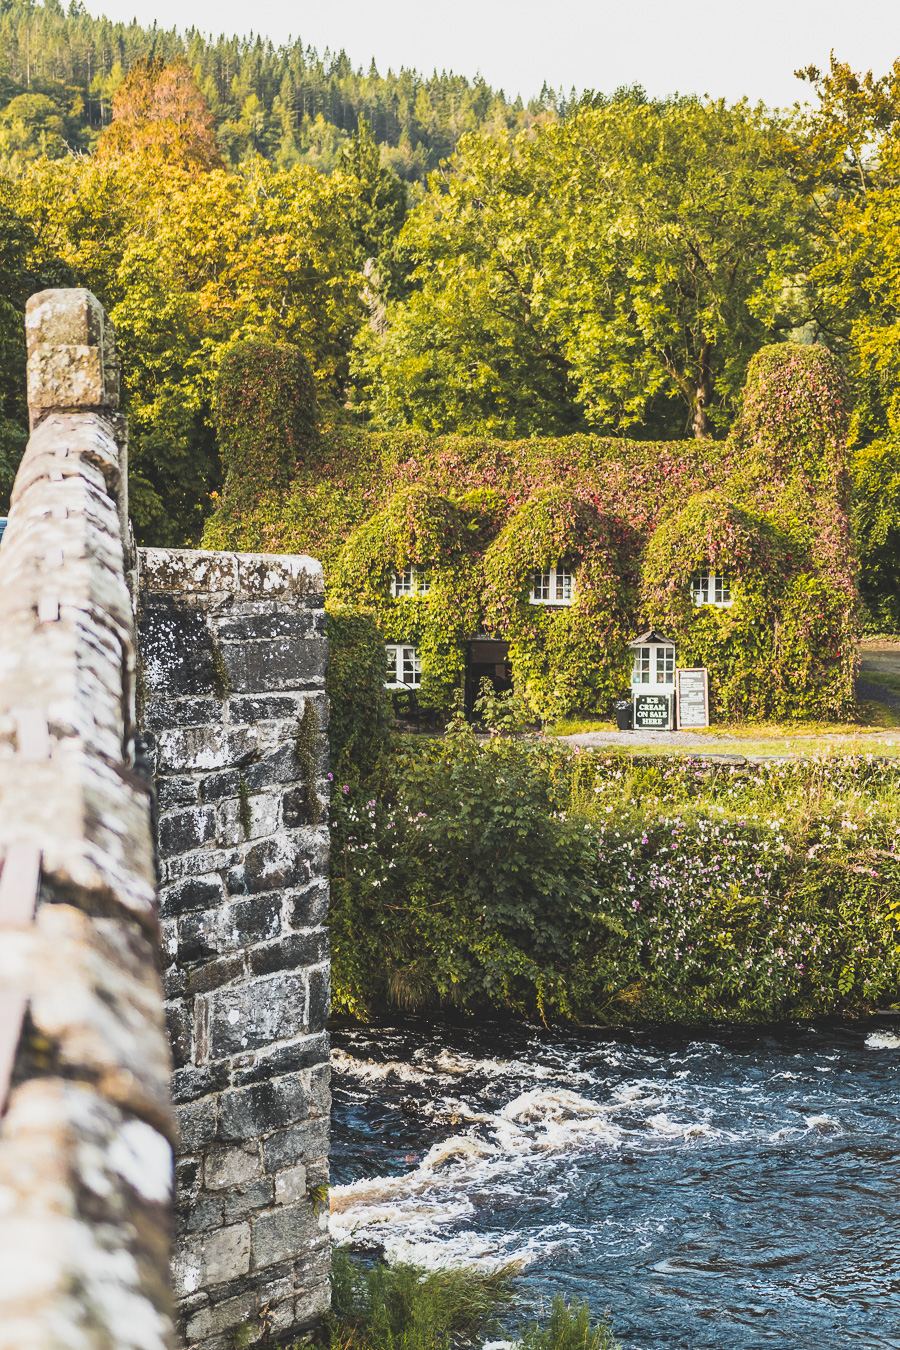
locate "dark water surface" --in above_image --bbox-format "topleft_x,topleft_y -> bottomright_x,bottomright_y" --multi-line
329,1017 -> 900,1349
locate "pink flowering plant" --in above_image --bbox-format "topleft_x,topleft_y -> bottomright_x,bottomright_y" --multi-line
329,733 -> 900,1023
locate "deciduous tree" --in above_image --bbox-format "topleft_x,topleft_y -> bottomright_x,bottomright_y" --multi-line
353,95 -> 813,439
10,152 -> 362,541
793,55 -> 900,625
0,192 -> 74,506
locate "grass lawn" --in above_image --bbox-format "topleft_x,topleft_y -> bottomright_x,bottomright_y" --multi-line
862,671 -> 900,695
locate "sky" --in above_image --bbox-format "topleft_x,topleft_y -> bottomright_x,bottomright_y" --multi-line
86,0 -> 900,109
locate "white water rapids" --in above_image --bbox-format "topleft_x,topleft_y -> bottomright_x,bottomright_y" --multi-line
329,1018 -> 900,1347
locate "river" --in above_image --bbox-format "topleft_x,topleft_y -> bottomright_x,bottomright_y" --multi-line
329,1016 -> 900,1349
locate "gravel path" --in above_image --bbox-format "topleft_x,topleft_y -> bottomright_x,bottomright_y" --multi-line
559,729 -> 741,751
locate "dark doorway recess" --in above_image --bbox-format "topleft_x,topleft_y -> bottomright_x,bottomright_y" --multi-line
465,638 -> 512,714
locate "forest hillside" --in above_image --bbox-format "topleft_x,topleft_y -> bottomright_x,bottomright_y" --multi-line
2,4 -> 900,629
0,0 -> 554,178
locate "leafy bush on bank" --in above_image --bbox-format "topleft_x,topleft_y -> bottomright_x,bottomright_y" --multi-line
324,1248 -> 621,1350
325,607 -> 394,781
329,722 -> 900,1024
327,1247 -> 516,1350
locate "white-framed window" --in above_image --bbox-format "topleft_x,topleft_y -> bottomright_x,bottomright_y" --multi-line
530,563 -> 575,605
691,570 -> 732,607
393,564 -> 431,597
631,644 -> 675,686
656,645 -> 674,684
385,644 -> 421,687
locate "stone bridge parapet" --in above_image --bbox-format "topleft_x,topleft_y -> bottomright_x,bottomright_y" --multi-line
0,289 -> 176,1350
137,545 -> 331,1348
0,288 -> 332,1350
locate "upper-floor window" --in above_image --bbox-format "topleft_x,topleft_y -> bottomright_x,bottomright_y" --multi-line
530,563 -> 575,605
385,644 -> 421,687
632,644 -> 675,685
393,564 -> 431,597
691,570 -> 732,607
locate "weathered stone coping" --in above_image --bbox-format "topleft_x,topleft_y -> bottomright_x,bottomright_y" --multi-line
139,546 -> 324,599
0,288 -> 177,1350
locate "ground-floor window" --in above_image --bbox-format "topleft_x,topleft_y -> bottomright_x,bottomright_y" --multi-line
385,644 -> 421,687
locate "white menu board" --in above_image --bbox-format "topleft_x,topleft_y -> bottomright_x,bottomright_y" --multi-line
676,668 -> 709,729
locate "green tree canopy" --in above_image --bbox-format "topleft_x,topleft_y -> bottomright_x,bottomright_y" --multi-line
11,151 -> 363,542
338,116 -> 407,295
353,95 -> 813,440
792,55 -> 900,626
0,191 -> 74,505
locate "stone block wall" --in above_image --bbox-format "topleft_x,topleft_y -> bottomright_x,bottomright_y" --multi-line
136,545 -> 332,1350
0,289 -> 176,1349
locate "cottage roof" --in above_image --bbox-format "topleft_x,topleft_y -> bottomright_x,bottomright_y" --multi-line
628,630 -> 675,647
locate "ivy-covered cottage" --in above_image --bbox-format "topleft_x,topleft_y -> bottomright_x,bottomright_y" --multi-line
205,342 -> 858,722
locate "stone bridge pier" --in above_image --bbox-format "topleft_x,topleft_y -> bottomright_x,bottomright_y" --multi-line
139,547 -> 331,1346
0,288 -> 331,1350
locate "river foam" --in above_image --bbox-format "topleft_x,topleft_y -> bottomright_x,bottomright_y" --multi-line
329,1018 -> 900,1347
865,1030 -> 900,1049
330,1043 -> 731,1265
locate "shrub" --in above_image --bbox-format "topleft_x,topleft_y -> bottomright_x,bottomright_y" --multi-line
215,340 -> 318,501
735,342 -> 851,490
330,737 -> 900,1023
520,1296 -> 620,1350
328,1247 -> 518,1350
326,607 -> 393,781
326,1248 -> 621,1350
330,724 -> 606,1020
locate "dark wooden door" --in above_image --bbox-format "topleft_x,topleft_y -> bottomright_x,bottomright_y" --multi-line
465,639 -> 512,713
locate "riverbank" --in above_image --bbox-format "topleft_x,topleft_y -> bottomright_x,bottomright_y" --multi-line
330,725 -> 900,1025
327,1246 -> 620,1350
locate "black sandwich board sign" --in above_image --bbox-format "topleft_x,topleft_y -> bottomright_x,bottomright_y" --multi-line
634,692 -> 672,730
676,667 -> 709,729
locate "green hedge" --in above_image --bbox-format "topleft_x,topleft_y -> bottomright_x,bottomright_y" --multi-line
329,734 -> 900,1024
214,339 -> 318,503
326,606 -> 393,780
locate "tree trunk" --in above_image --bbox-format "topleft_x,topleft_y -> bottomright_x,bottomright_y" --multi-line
692,342 -> 713,439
